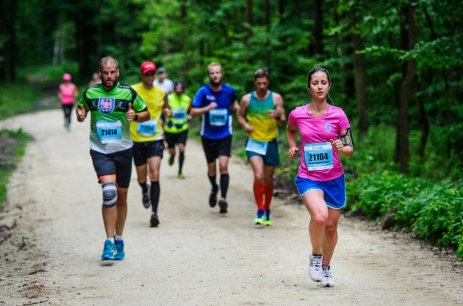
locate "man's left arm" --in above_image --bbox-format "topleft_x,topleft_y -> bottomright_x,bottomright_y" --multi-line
162,94 -> 172,117
269,93 -> 286,125
130,94 -> 150,123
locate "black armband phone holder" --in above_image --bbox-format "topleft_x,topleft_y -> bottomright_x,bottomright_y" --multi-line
339,128 -> 354,148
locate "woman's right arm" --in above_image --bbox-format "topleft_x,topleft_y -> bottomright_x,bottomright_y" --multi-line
286,121 -> 300,159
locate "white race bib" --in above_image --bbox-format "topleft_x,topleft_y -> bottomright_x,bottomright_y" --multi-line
137,119 -> 157,136
246,139 -> 268,155
96,120 -> 122,143
304,142 -> 333,171
172,109 -> 187,121
209,108 -> 228,126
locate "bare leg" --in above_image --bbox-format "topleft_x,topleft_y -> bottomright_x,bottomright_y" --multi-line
102,205 -> 117,238
147,156 -> 162,182
136,164 -> 148,185
168,147 -> 175,163
301,190 -> 329,255
100,175 -> 118,238
249,156 -> 264,183
218,155 -> 229,174
321,208 -> 341,265
115,187 -> 128,236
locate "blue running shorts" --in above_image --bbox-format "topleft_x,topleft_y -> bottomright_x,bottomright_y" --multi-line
294,175 -> 346,209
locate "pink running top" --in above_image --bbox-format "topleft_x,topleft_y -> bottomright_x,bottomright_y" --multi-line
59,83 -> 77,105
288,103 -> 350,181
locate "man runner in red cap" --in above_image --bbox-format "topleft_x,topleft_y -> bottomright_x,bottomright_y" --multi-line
130,61 -> 170,227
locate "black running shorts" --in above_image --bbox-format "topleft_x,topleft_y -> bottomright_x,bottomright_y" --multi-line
165,130 -> 188,149
132,140 -> 164,167
201,135 -> 232,164
90,148 -> 132,188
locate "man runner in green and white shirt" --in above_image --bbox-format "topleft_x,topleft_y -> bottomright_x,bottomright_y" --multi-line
76,56 -> 150,261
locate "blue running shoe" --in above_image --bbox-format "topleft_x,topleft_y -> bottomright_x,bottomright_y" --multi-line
114,240 -> 125,260
101,239 -> 115,260
254,209 -> 265,226
264,209 -> 272,226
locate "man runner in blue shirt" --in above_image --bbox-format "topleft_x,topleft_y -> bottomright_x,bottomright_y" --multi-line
191,62 -> 240,214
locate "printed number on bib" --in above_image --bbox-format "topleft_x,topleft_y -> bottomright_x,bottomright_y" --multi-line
97,120 -> 122,143
209,108 -> 228,126
137,119 -> 157,136
173,109 -> 187,121
304,142 -> 333,171
246,139 -> 268,155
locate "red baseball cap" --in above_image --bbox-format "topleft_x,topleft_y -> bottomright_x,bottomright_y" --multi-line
140,61 -> 156,74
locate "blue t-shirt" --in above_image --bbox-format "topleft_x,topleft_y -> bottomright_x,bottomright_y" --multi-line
192,84 -> 237,140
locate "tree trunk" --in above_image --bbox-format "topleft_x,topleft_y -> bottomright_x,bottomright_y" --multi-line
309,0 -> 323,57
179,0 -> 189,84
278,0 -> 285,20
349,6 -> 368,139
246,0 -> 253,41
0,0 -> 16,82
53,26 -> 65,67
416,76 -> 429,158
74,4 -> 99,78
264,0 -> 270,65
397,3 -> 417,173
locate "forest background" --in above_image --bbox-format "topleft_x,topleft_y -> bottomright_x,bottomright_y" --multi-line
0,0 -> 462,257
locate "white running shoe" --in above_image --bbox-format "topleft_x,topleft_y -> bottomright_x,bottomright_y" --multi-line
308,254 -> 323,282
321,265 -> 335,287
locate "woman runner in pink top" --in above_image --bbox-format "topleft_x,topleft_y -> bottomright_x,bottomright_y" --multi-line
58,73 -> 78,131
286,67 -> 354,287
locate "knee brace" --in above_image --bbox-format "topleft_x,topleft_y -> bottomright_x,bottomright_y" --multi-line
102,183 -> 117,207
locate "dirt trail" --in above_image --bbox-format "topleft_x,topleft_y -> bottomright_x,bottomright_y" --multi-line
0,109 -> 462,305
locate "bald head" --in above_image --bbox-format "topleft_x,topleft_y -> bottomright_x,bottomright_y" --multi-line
99,56 -> 119,71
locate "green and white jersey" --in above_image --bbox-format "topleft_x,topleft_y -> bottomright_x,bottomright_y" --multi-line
79,83 -> 146,154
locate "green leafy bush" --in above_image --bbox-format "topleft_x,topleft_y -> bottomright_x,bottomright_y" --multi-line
347,173 -> 463,259
0,129 -> 32,211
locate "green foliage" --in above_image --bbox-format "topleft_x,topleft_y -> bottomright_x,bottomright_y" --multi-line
17,63 -> 79,85
342,124 -> 463,258
0,83 -> 44,120
0,129 -> 32,211
347,173 -> 463,258
346,171 -> 424,218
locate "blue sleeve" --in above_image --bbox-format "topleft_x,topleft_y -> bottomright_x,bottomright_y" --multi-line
231,87 -> 237,102
192,87 -> 205,108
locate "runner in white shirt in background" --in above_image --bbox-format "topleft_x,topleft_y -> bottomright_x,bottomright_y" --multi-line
153,67 -> 174,95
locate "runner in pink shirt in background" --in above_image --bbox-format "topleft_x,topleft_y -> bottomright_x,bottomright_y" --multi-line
58,73 -> 78,131
286,67 -> 354,287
